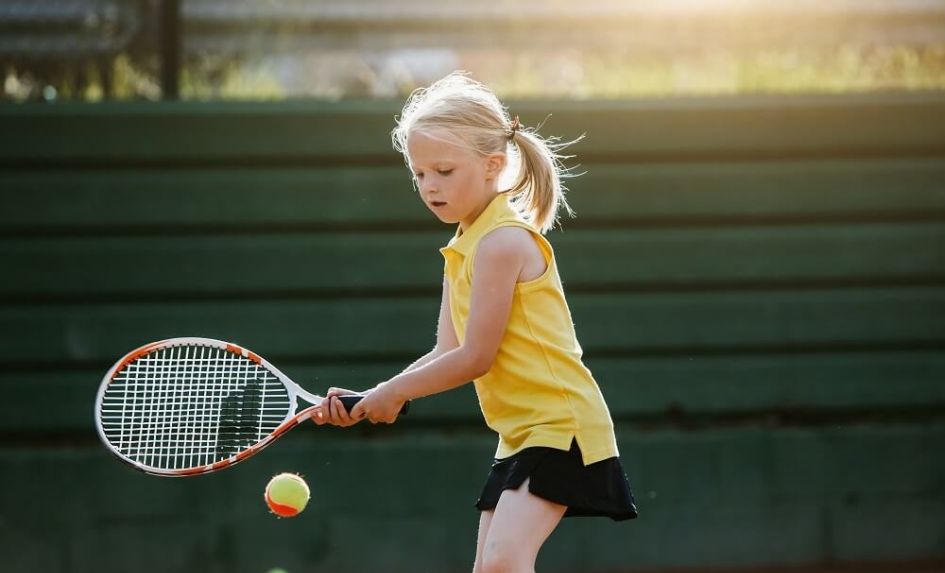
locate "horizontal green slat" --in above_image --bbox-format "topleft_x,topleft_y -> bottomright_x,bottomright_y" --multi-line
592,351 -> 945,417
2,288 -> 943,365
571,159 -> 945,222
577,288 -> 945,353
558,93 -> 945,158
1,426 -> 943,572
1,93 -> 943,161
0,101 -> 403,161
0,166 -> 422,230
0,232 -> 441,297
3,222 -> 944,298
5,351 -> 944,432
3,158 -> 944,230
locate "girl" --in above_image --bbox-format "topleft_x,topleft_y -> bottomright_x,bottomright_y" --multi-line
312,71 -> 637,573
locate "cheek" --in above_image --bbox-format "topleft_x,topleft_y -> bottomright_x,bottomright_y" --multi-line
457,170 -> 480,190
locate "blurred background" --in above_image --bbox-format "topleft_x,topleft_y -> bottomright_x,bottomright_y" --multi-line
3,0 -> 945,101
1,1 -> 944,573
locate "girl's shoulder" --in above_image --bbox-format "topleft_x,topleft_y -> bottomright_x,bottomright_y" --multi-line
477,224 -> 541,257
475,225 -> 547,281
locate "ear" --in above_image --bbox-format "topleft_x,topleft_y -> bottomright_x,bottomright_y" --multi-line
484,152 -> 507,181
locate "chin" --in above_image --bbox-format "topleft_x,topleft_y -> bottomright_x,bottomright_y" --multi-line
429,209 -> 457,224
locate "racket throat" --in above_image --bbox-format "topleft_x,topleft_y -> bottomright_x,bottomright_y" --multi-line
295,386 -> 323,406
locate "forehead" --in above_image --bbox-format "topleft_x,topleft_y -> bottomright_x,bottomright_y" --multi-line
406,129 -> 477,167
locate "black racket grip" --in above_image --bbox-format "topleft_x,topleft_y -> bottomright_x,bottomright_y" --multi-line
337,394 -> 410,415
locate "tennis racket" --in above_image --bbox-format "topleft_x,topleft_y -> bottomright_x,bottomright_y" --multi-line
95,337 -> 408,476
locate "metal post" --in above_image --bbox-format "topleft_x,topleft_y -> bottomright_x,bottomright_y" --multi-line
160,0 -> 180,99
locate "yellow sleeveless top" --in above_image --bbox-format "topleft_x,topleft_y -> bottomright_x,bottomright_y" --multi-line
439,193 -> 619,465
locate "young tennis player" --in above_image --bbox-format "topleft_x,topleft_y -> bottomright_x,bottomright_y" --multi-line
312,71 -> 637,573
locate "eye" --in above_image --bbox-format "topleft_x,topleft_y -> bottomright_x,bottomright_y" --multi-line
438,169 -> 453,176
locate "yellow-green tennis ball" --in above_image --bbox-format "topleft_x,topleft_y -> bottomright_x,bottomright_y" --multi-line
265,473 -> 310,517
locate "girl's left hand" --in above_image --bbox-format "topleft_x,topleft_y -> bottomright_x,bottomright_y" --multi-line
349,382 -> 406,424
311,387 -> 363,427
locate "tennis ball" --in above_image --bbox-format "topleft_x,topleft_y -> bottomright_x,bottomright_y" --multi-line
265,472 -> 310,518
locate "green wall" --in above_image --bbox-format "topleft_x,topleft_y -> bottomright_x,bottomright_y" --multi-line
1,93 -> 944,573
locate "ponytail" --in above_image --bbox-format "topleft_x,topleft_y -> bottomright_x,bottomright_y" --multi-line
504,120 -> 582,234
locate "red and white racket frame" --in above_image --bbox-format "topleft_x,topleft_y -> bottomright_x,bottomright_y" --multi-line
95,337 -> 328,477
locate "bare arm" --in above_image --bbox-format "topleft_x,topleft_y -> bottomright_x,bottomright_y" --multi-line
313,276 -> 458,426
352,227 -> 531,422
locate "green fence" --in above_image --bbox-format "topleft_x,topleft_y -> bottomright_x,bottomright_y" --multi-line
1,93 -> 944,573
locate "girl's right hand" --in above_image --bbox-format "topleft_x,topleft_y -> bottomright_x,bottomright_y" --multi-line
311,387 -> 363,427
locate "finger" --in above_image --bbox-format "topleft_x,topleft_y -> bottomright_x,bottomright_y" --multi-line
333,396 -> 356,426
328,397 -> 347,425
310,406 -> 327,426
327,396 -> 346,426
349,402 -> 367,423
326,387 -> 357,399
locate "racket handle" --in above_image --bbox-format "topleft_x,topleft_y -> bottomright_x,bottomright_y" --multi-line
337,394 -> 410,415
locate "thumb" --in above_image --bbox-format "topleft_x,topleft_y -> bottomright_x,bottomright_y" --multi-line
349,401 -> 367,421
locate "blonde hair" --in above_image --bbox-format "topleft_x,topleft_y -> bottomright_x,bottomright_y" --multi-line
391,72 -> 581,234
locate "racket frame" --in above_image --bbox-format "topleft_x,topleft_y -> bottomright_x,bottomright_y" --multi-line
95,337 -> 327,477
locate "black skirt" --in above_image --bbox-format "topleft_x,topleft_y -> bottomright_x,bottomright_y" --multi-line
475,439 -> 638,521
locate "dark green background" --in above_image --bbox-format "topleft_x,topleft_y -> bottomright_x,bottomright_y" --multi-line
1,93 -> 944,573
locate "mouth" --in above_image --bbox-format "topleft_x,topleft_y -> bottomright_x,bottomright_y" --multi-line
430,201 -> 447,208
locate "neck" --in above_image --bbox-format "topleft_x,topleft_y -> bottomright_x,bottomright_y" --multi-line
459,192 -> 500,233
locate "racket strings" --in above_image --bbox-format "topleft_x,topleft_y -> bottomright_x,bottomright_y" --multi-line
99,344 -> 291,470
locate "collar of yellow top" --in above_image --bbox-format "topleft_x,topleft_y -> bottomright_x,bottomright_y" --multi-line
440,192 -> 516,257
